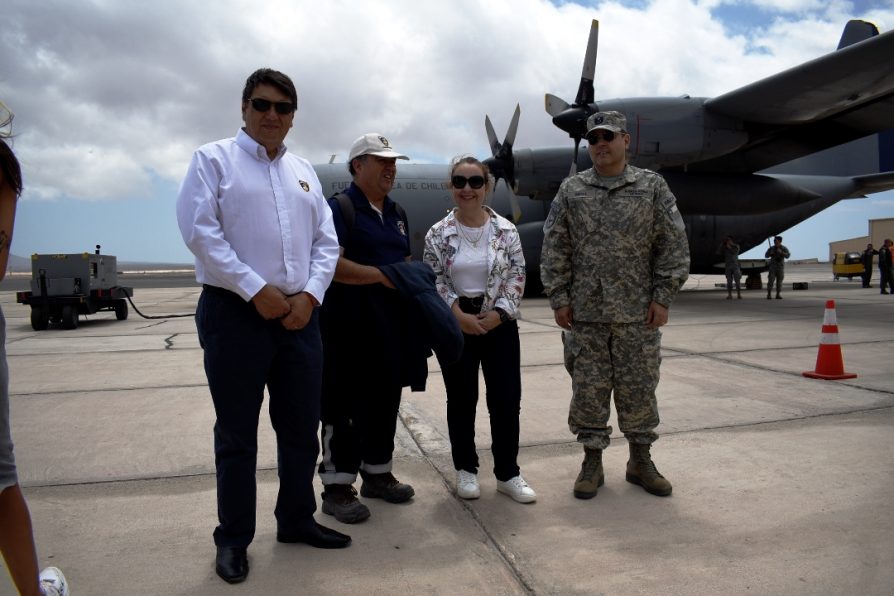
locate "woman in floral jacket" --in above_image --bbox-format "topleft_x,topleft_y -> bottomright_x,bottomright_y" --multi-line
423,156 -> 535,504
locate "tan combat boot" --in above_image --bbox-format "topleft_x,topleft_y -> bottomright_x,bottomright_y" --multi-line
573,447 -> 604,499
626,443 -> 672,496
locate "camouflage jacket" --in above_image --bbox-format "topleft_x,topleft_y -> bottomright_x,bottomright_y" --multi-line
540,165 -> 690,323
764,244 -> 790,268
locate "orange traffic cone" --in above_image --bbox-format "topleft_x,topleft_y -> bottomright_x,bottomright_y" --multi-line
802,300 -> 857,380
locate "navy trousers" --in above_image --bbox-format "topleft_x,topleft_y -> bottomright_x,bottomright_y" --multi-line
441,319 -> 522,482
197,286 -> 322,548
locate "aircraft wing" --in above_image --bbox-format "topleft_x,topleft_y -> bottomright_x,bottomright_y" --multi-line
690,28 -> 894,174
847,171 -> 894,198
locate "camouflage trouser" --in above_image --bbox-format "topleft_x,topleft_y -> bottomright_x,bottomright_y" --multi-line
563,322 -> 661,449
767,264 -> 784,293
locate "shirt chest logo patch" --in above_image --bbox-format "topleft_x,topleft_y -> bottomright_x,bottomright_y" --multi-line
397,220 -> 407,236
299,180 -> 310,192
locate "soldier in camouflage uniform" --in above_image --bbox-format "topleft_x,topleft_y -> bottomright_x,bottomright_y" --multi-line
540,111 -> 690,499
718,236 -> 742,299
764,236 -> 790,299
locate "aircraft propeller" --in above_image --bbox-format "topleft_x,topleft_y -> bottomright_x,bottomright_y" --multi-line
484,103 -> 522,222
545,19 -> 599,175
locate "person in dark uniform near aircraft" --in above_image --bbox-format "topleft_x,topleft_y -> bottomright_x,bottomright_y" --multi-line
718,236 -> 742,299
541,111 -> 690,500
764,236 -> 790,299
317,133 -> 418,524
423,156 -> 536,504
879,239 -> 894,294
176,68 -> 348,585
861,243 -> 878,288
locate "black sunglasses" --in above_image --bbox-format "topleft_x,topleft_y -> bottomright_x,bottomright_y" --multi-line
249,98 -> 296,115
451,175 -> 485,189
587,130 -> 622,144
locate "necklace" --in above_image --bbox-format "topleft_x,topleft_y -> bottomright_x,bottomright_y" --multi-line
457,220 -> 487,247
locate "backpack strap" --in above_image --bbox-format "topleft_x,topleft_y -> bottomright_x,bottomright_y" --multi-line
334,192 -> 355,232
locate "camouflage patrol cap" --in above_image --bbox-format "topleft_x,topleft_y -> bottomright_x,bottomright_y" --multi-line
586,111 -> 627,134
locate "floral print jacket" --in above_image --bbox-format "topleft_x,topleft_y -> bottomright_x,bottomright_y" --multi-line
422,206 -> 526,319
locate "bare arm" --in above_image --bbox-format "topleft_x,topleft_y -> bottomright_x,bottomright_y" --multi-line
0,184 -> 17,282
332,249 -> 395,288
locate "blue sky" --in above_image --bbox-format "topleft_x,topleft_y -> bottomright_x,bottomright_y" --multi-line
3,0 -> 893,264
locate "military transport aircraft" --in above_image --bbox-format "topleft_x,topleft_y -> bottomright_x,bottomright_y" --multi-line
312,19 -> 894,292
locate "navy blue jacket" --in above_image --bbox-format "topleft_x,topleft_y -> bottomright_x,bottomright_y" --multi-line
379,261 -> 464,389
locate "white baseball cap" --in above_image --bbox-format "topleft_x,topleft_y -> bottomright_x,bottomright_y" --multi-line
348,133 -> 409,161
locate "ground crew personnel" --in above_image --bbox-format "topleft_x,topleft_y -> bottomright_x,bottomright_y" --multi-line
764,236 -> 790,299
540,111 -> 690,499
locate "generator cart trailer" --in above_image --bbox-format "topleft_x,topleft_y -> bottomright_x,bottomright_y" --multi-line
16,247 -> 134,330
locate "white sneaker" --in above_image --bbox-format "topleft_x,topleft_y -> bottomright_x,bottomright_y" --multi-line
496,475 -> 537,504
456,470 -> 480,499
39,566 -> 69,596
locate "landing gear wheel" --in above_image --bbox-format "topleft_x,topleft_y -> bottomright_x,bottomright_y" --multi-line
115,300 -> 128,321
30,306 -> 49,331
61,305 -> 78,329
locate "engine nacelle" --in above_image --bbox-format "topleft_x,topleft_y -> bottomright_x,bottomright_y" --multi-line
597,97 -> 749,170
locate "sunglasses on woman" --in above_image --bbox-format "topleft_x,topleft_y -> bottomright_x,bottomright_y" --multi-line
451,175 -> 485,189
249,98 -> 296,115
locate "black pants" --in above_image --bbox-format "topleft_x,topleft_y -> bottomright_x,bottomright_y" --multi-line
318,380 -> 403,485
881,266 -> 894,293
197,286 -> 322,548
861,265 -> 873,287
441,316 -> 522,481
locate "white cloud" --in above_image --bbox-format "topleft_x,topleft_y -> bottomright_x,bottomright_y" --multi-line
2,0 -> 892,205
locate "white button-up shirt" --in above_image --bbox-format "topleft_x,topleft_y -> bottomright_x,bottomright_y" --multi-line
176,129 -> 339,303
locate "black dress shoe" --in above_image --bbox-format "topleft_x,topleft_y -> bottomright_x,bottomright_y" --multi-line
277,521 -> 351,548
215,546 -> 248,583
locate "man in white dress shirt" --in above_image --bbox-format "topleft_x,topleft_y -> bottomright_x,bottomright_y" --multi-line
176,68 -> 347,585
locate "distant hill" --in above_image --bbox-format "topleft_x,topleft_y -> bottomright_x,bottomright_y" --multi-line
5,254 -> 193,273
6,254 -> 32,272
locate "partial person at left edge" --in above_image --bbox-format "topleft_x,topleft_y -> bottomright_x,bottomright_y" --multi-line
175,68 -> 347,586
1,105 -> 70,595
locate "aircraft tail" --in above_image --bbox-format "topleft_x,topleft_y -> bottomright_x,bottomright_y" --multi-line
837,19 -> 879,50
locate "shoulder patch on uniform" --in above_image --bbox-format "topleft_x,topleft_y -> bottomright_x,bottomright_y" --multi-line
661,194 -> 685,232
544,202 -> 560,231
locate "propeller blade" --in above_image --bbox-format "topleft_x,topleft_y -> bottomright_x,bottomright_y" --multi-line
569,137 -> 582,176
545,93 -> 570,117
485,115 -> 500,156
504,103 -> 520,149
483,106 -> 522,223
546,20 -> 600,176
574,20 -> 598,106
505,180 -> 522,223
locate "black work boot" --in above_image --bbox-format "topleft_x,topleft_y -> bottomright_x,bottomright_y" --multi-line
359,471 -> 415,503
766,291 -> 771,299
626,443 -> 672,496
726,291 -> 732,300
737,290 -> 742,299
776,292 -> 782,299
573,447 -> 604,499
321,484 -> 370,524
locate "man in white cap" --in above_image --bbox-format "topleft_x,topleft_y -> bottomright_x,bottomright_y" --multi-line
317,133 -> 416,523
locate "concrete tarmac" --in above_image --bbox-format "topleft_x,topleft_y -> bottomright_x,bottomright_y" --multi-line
2,263 -> 892,595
